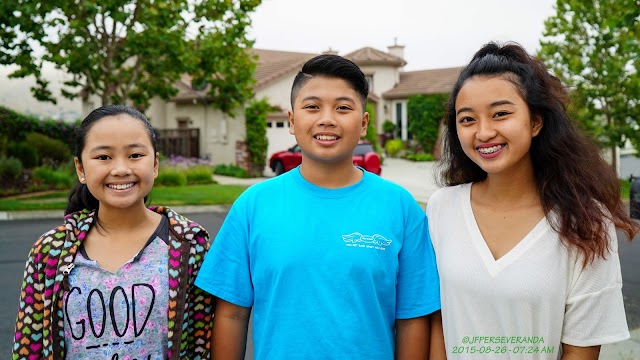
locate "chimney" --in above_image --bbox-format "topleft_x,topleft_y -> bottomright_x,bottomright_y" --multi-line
322,47 -> 339,55
387,37 -> 405,60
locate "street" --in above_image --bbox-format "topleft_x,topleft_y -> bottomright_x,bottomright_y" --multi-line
1,210 -> 639,358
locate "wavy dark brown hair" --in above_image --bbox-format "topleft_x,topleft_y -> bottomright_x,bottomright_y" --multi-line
438,42 -> 639,266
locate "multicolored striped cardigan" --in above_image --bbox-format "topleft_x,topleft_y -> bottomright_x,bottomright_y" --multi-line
13,206 -> 214,359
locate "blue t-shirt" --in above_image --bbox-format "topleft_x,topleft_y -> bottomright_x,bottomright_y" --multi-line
196,167 -> 440,359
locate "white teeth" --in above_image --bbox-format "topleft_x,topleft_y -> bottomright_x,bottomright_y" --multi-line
478,145 -> 504,154
315,135 -> 338,141
108,183 -> 134,190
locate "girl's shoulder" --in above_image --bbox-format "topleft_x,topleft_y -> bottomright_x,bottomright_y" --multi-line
149,206 -> 210,244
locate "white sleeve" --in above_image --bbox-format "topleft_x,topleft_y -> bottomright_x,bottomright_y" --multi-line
561,220 -> 630,346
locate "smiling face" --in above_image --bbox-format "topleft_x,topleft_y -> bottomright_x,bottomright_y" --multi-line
75,114 -> 158,212
454,75 -> 543,178
288,76 -> 368,169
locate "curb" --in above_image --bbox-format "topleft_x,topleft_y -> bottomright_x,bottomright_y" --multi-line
0,204 -> 231,221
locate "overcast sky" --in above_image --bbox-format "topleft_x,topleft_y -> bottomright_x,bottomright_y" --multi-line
247,0 -> 557,70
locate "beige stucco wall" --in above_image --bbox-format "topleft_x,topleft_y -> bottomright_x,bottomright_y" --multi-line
358,64 -> 400,133
145,100 -> 245,164
255,73 -> 296,111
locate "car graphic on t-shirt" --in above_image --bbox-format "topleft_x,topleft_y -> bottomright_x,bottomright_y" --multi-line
342,232 -> 392,246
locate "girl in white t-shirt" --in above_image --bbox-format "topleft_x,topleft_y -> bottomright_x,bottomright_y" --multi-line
427,42 -> 639,359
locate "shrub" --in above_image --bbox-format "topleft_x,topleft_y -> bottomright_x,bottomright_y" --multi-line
405,153 -> 435,162
165,155 -> 215,168
382,120 -> 396,134
0,105 -> 79,143
214,164 -> 248,178
33,166 -> 75,189
407,94 -> 447,154
26,132 -> 71,166
384,139 -> 404,158
8,142 -> 38,168
156,167 -> 188,187
0,156 -> 23,180
245,99 -> 276,177
185,166 -> 214,184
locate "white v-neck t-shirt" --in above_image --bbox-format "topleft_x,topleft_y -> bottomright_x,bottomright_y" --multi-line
427,183 -> 629,359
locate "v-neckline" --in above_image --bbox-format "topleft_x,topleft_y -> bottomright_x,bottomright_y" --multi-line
461,183 -> 549,276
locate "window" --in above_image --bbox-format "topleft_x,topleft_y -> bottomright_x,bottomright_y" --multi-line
365,75 -> 374,91
276,122 -> 285,128
395,102 -> 402,138
177,117 -> 190,129
267,122 -> 273,128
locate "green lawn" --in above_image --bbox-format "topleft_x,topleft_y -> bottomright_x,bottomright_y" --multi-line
620,179 -> 631,201
0,180 -> 631,211
0,184 -> 248,211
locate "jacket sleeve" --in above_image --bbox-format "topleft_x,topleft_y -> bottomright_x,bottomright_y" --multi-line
184,231 -> 215,359
13,234 -> 50,360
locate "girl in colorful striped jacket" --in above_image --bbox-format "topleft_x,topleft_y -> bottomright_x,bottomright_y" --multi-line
13,105 -> 214,359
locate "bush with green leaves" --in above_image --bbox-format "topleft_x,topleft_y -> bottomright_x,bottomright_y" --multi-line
214,163 -> 248,178
0,156 -> 23,180
363,103 -> 382,154
245,99 -> 277,177
156,167 -> 188,187
26,132 -> 71,166
0,106 -> 79,142
382,120 -> 396,134
33,166 -> 75,189
407,94 -> 447,154
384,139 -> 404,158
185,166 -> 214,184
8,142 -> 38,168
405,153 -> 435,162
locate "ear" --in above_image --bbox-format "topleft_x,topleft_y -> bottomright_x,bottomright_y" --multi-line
360,112 -> 369,138
288,110 -> 295,135
74,157 -> 85,183
532,114 -> 543,137
153,152 -> 160,179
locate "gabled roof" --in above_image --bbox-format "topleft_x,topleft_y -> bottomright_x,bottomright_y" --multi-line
252,49 -> 318,90
383,67 -> 463,99
172,74 -> 209,104
344,47 -> 406,67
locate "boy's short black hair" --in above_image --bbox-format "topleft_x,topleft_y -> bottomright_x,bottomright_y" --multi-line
290,54 -> 369,110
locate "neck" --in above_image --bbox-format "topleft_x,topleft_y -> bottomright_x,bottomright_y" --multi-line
299,160 -> 363,188
476,164 -> 540,207
96,202 -> 156,232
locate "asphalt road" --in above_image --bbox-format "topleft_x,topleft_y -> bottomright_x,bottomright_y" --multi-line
1,213 -> 639,358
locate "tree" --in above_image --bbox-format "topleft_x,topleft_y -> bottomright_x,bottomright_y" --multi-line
0,0 -> 261,114
538,0 -> 640,171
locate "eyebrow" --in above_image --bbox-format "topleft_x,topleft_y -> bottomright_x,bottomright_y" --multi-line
456,100 -> 517,115
300,95 -> 356,103
89,143 -> 148,152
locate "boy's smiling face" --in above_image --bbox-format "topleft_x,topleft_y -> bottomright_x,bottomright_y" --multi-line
288,76 -> 368,169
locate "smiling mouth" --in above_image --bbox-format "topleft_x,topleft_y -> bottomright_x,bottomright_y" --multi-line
107,183 -> 135,190
315,135 -> 339,141
477,145 -> 505,154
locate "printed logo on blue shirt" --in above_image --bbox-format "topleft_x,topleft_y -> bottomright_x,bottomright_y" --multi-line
342,232 -> 392,251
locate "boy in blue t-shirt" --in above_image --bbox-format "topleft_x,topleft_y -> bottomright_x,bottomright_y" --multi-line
195,54 -> 440,359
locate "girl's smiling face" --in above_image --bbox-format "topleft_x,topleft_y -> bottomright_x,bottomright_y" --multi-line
75,114 -> 158,212
454,75 -> 543,177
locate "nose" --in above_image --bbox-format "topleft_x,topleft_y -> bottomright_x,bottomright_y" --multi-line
475,119 -> 497,142
317,109 -> 337,127
110,157 -> 132,176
